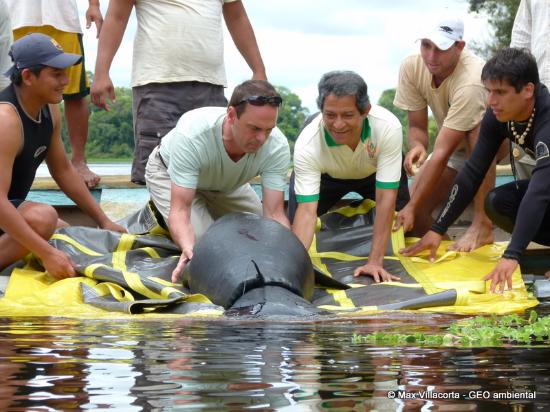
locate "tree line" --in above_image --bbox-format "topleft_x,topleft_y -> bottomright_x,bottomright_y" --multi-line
61,0 -> 520,159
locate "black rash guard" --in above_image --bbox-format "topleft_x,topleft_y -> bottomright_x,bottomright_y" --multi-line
432,84 -> 550,261
0,84 -> 53,202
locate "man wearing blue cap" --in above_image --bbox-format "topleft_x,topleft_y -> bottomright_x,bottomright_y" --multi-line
0,33 -> 126,280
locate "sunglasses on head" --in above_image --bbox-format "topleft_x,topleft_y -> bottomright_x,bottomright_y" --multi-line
236,95 -> 283,107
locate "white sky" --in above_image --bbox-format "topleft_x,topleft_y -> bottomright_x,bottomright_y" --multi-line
78,0 -> 491,111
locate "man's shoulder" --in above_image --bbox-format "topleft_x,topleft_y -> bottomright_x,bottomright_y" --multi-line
368,104 -> 401,129
294,113 -> 323,153
450,50 -> 485,85
176,106 -> 225,134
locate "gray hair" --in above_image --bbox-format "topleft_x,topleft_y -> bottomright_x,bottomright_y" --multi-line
316,70 -> 370,113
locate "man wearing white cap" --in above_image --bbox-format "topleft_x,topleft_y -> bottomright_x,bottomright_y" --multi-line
0,33 -> 125,280
393,16 -> 497,252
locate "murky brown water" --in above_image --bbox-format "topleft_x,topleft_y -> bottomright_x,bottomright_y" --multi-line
0,305 -> 549,411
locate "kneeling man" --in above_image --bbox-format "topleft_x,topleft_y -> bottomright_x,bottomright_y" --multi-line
290,71 -> 410,282
0,34 -> 126,280
145,80 -> 290,282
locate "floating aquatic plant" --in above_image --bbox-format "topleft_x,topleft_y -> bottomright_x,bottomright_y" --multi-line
352,311 -> 550,347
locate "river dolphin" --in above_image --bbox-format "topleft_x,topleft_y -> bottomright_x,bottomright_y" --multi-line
184,213 -> 326,318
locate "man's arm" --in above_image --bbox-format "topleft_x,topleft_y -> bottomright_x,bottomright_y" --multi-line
86,0 -> 103,38
292,201 -> 318,251
168,183 -> 196,283
403,109 -> 430,175
261,187 -> 290,229
46,105 -> 126,233
223,1 -> 266,80
395,124 -> 466,232
354,188 -> 401,282
90,0 -> 135,110
510,0 -> 531,49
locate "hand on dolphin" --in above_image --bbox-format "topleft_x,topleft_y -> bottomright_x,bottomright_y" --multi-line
172,251 -> 193,283
353,262 -> 400,283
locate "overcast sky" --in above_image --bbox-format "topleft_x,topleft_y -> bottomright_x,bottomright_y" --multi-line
78,0 -> 491,111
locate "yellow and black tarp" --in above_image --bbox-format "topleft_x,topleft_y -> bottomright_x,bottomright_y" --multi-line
0,200 -> 539,318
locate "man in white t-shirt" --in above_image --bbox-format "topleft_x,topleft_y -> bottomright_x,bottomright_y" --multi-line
145,80 -> 290,283
0,0 -> 12,90
91,0 -> 266,185
6,0 -> 103,188
290,71 -> 410,282
393,16 -> 497,252
510,0 -> 550,179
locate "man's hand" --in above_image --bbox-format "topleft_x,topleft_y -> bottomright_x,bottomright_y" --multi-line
393,204 -> 415,233
100,220 -> 128,233
86,4 -> 104,38
399,230 -> 443,262
404,145 -> 427,176
171,249 -> 193,283
90,75 -> 116,111
482,258 -> 517,293
353,262 -> 401,283
42,248 -> 76,280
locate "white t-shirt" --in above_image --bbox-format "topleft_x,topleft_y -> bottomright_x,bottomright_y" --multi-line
6,0 -> 82,34
0,0 -> 12,90
293,105 -> 403,202
132,0 -> 237,88
159,107 -> 290,193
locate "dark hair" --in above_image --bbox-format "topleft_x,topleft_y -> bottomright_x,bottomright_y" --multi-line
481,48 -> 539,92
10,65 -> 47,86
228,80 -> 281,118
316,70 -> 370,113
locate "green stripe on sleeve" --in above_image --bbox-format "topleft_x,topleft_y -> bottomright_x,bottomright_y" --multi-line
296,194 -> 320,203
375,180 -> 400,189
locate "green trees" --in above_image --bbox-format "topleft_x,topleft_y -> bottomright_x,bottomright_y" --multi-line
467,0 -> 521,58
377,88 -> 438,152
61,87 -> 134,159
275,86 -> 310,152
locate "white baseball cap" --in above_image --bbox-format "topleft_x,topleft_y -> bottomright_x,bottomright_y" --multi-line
418,17 -> 464,50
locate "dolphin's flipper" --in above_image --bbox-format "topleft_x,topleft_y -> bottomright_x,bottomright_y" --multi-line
185,213 -> 315,314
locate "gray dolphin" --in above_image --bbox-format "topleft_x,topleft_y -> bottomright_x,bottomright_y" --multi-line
184,213 -> 328,318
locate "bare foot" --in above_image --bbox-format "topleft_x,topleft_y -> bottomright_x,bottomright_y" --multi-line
448,222 -> 494,252
72,160 -> 101,188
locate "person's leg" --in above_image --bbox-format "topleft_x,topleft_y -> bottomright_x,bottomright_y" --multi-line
144,146 -> 172,223
0,202 -> 59,270
485,180 -> 550,245
64,97 -> 99,188
317,174 -> 356,216
203,185 -> 263,219
131,82 -> 227,184
52,28 -> 98,188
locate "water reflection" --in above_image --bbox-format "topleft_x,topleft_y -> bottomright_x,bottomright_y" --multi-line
0,311 -> 549,411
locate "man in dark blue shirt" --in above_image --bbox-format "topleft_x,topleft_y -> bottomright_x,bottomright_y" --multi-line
400,48 -> 550,293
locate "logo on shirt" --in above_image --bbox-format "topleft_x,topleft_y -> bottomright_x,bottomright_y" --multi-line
365,138 -> 378,158
536,141 -> 549,161
34,146 -> 47,158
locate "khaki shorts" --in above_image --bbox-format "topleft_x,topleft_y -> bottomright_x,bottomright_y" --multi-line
145,146 -> 263,239
14,25 -> 89,99
427,147 -> 467,172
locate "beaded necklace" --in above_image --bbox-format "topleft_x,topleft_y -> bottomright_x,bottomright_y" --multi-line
510,107 -> 535,158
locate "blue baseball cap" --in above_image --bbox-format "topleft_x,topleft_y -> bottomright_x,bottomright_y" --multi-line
4,33 -> 82,76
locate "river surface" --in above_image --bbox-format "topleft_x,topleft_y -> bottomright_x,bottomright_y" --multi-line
1,305 -> 549,411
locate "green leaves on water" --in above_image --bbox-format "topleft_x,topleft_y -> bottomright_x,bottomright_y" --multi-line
352,311 -> 550,347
